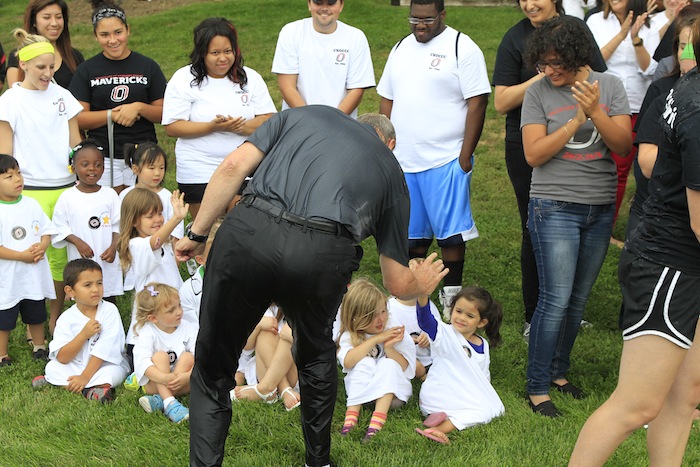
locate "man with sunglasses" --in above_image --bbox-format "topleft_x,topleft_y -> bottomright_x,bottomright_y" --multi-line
377,0 -> 490,319
272,0 -> 375,118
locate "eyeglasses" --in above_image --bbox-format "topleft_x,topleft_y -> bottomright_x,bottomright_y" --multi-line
536,60 -> 564,73
408,14 -> 441,25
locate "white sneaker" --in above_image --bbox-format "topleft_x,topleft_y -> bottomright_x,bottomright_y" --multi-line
439,286 -> 462,321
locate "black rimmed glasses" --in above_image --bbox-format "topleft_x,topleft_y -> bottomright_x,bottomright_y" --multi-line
536,60 -> 564,73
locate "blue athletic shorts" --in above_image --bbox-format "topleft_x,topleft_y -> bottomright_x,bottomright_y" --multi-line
405,158 -> 478,246
0,299 -> 46,331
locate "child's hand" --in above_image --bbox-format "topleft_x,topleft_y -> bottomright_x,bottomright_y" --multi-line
66,374 -> 90,393
30,242 -> 47,262
170,190 -> 189,221
74,238 -> 95,258
100,244 -> 117,263
257,316 -> 279,335
380,326 -> 405,348
80,319 -> 101,340
413,332 -> 430,349
167,372 -> 190,392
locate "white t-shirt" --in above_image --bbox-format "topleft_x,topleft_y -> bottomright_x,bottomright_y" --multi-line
0,195 -> 56,309
0,82 -> 81,187
272,18 -> 375,118
377,27 -> 491,172
132,320 -> 197,386
419,321 -> 504,430
162,66 -> 277,184
180,265 -> 203,330
587,12 -> 659,113
52,186 -> 124,297
45,301 -> 129,387
125,236 -> 183,344
387,297 -> 440,367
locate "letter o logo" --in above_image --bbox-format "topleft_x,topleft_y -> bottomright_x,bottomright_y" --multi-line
431,58 -> 441,67
336,52 -> 346,62
111,85 -> 129,103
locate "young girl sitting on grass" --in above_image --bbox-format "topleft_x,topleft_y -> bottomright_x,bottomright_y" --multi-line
336,278 -> 416,443
39,259 -> 129,402
117,188 -> 187,367
233,304 -> 301,411
53,140 -> 123,303
133,283 -> 196,424
119,143 -> 184,286
415,286 -> 505,444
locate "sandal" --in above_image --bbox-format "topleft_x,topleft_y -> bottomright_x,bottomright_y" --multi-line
415,428 -> 450,444
551,381 -> 585,399
528,398 -> 562,418
232,384 -> 278,404
280,387 -> 301,411
423,412 -> 448,428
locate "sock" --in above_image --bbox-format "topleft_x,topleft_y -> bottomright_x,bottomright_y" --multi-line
443,260 -> 464,286
341,409 -> 359,435
163,396 -> 175,409
366,411 -> 387,435
33,344 -> 47,352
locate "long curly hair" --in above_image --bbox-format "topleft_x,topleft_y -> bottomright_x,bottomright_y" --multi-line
189,17 -> 246,89
525,15 -> 595,73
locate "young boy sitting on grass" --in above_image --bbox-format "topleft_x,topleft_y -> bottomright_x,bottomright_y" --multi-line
34,259 -> 130,402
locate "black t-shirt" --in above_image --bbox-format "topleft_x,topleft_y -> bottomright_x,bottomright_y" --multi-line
654,22 -> 675,62
492,16 -> 607,144
7,47 -> 83,89
69,51 -> 167,159
631,75 -> 678,216
628,69 -> 700,274
246,105 -> 411,267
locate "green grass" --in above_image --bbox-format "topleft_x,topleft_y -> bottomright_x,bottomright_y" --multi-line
1,0 -> 698,465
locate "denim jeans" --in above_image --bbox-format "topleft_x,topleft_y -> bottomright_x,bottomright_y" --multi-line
526,198 -> 614,395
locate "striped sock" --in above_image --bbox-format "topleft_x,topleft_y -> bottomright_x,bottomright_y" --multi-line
368,411 -> 387,431
363,411 -> 387,442
340,410 -> 360,436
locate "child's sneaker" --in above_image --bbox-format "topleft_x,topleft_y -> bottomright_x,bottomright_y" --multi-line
139,394 -> 164,414
0,356 -> 13,367
32,348 -> 49,361
84,386 -> 115,403
32,375 -> 49,389
164,400 -> 189,423
123,372 -> 142,392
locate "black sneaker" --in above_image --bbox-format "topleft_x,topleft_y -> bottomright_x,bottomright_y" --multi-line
32,348 -> 49,361
0,356 -> 12,367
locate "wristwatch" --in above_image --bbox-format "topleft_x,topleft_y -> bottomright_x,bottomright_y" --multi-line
632,37 -> 644,47
185,222 -> 208,243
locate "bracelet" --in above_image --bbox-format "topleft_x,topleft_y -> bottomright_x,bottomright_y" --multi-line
563,118 -> 573,138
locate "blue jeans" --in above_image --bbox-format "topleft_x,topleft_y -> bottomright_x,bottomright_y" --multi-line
526,198 -> 614,395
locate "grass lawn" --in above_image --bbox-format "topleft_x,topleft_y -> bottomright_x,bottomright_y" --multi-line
1,0 -> 698,465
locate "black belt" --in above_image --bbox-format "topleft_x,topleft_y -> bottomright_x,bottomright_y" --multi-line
240,195 -> 353,240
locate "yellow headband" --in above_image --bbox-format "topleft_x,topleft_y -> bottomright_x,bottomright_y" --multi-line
18,42 -> 55,62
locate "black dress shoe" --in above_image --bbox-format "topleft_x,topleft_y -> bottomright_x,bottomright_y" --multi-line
528,398 -> 562,418
551,381 -> 585,399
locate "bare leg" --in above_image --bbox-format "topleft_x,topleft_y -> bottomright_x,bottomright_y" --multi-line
151,351 -> 177,400
374,393 -> 395,414
0,330 -> 10,357
569,336 -> 685,466
647,322 -> 700,467
27,324 -> 46,349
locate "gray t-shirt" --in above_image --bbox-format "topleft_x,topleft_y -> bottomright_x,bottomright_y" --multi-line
245,105 -> 411,266
521,71 -> 630,205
